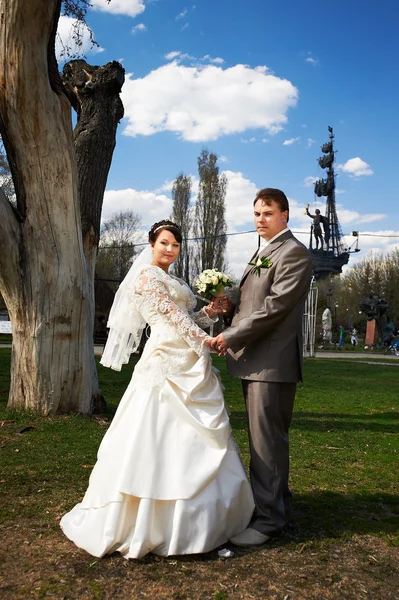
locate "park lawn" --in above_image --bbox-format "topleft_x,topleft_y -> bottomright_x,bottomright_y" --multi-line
0,348 -> 398,599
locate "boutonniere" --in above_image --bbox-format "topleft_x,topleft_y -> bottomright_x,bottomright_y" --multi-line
248,255 -> 273,276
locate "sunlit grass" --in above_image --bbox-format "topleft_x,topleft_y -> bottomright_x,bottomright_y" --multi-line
0,349 -> 398,545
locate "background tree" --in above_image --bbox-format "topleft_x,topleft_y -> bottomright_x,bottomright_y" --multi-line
0,0 -> 123,414
170,173 -> 192,282
97,210 -> 142,284
192,150 -> 228,281
341,251 -> 399,329
315,250 -> 399,342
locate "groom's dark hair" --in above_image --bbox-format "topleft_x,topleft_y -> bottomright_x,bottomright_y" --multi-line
254,188 -> 290,223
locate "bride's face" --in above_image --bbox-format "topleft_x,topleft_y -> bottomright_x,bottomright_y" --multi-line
151,229 -> 181,272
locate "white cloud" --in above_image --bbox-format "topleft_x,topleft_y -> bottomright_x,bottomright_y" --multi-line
223,170 -> 259,227
307,138 -> 315,147
337,157 -> 374,177
283,137 -> 300,146
153,180 -> 175,194
300,202 -> 385,227
102,188 -> 172,227
56,16 -> 104,61
132,23 -> 147,34
102,175 -> 397,279
181,23 -> 189,31
176,8 -> 188,20
303,176 -> 317,188
337,209 -> 385,225
90,0 -> 145,17
219,155 -> 229,163
341,231 -> 399,271
121,62 -> 298,142
165,51 -> 182,60
202,55 -> 224,64
305,52 -> 318,66
164,50 -> 194,62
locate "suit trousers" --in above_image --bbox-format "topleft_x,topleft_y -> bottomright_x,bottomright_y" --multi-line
242,379 -> 296,536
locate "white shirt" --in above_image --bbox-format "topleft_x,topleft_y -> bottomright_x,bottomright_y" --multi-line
259,227 -> 289,250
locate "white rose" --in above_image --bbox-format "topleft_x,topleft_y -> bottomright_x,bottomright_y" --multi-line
256,258 -> 262,267
211,276 -> 219,286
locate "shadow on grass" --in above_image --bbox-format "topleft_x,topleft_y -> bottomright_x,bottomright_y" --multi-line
229,411 -> 399,433
287,490 -> 399,542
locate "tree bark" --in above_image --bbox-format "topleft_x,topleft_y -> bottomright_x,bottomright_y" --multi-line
0,0 -> 93,413
62,59 -> 125,411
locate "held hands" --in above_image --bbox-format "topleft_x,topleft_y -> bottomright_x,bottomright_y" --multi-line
205,333 -> 229,356
207,296 -> 233,317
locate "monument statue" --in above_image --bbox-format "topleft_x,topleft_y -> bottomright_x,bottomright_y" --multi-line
360,294 -> 389,346
305,206 -> 324,250
322,307 -> 332,344
359,294 -> 389,321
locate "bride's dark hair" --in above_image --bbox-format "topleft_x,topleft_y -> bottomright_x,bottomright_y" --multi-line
149,220 -> 182,244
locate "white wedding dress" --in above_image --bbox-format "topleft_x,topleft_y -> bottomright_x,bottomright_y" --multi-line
60,265 -> 254,559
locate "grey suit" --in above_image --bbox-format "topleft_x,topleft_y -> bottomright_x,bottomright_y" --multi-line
223,230 -> 312,536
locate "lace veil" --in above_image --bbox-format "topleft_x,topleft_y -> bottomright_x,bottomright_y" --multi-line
100,245 -> 152,371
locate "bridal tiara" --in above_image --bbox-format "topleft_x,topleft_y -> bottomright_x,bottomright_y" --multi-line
152,223 -> 180,234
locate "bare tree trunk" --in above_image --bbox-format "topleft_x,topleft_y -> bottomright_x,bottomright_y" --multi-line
62,59 -> 125,410
62,59 -> 125,309
0,0 -> 92,413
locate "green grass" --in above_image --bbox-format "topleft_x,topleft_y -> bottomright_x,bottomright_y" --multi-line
1,348 -> 397,543
0,348 -> 398,598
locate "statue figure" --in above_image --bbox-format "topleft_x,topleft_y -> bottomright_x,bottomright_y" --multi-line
359,294 -> 389,321
305,206 -> 324,250
360,294 -> 389,345
321,216 -> 330,246
350,328 -> 358,346
322,308 -> 332,344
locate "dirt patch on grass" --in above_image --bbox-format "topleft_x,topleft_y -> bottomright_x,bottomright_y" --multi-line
1,517 -> 398,599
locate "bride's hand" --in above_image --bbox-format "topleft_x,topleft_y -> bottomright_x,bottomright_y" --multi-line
205,338 -> 216,351
207,296 -> 232,316
205,337 -> 226,355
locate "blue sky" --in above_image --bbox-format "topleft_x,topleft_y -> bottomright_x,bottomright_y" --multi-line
58,0 -> 399,277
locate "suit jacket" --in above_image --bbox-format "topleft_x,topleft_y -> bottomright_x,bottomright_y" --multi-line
223,230 -> 312,383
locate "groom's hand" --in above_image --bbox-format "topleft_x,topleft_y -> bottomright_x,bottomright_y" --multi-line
209,296 -> 233,315
214,333 -> 229,356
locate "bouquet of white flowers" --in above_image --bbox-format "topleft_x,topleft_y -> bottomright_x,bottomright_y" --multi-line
195,268 -> 233,299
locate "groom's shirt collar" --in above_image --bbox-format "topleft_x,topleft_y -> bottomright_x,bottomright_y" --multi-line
259,227 -> 289,249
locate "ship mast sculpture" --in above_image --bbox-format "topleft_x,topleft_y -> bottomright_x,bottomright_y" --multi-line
305,126 -> 360,280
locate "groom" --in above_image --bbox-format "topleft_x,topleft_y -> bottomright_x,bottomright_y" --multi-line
213,188 -> 312,546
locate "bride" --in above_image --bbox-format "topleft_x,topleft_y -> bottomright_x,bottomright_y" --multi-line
60,220 -> 254,559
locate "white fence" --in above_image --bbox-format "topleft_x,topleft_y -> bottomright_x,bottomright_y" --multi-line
303,277 -> 318,358
0,321 -> 12,334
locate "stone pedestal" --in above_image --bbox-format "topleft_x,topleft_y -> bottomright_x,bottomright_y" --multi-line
365,319 -> 378,345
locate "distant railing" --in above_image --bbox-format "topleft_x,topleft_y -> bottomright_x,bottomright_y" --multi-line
303,277 -> 318,358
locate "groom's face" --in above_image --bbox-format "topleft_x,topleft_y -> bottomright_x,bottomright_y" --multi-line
254,199 -> 288,241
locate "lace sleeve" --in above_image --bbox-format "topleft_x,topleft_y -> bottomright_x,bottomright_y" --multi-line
192,306 -> 219,329
134,269 -> 210,356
